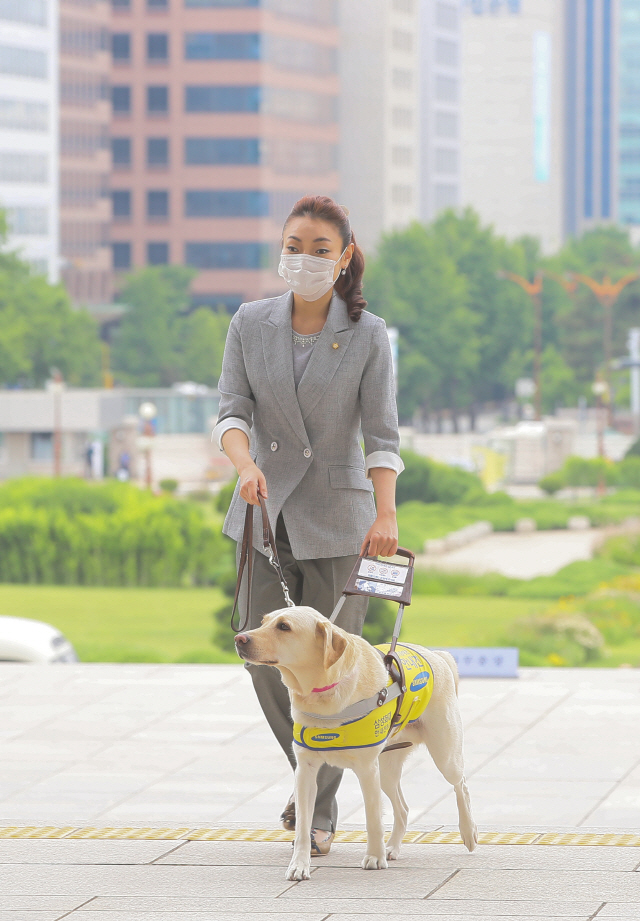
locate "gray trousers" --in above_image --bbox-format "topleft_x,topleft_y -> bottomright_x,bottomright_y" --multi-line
237,514 -> 368,832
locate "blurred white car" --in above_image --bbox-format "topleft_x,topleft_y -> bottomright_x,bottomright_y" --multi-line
0,616 -> 78,664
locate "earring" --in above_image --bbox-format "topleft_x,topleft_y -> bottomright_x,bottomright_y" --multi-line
341,268 -> 346,275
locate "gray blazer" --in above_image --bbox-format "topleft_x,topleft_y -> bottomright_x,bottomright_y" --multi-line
214,290 -> 402,560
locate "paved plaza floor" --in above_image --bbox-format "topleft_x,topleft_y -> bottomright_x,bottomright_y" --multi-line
0,662 -> 639,918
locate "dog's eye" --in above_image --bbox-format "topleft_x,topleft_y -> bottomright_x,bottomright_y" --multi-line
277,621 -> 291,631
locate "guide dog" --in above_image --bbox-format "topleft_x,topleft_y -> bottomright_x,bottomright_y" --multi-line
235,605 -> 477,881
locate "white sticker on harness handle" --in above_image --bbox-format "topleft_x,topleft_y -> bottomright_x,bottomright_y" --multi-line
355,579 -> 403,598
358,560 -> 408,584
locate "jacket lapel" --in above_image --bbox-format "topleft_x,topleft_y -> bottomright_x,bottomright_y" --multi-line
296,295 -> 354,421
261,291 -> 310,447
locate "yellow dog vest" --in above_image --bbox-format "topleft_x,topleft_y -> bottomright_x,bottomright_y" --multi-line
293,644 -> 433,752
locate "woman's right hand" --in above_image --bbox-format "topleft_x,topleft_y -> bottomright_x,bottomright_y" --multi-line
238,461 -> 268,505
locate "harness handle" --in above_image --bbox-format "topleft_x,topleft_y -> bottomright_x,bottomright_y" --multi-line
231,492 -> 294,633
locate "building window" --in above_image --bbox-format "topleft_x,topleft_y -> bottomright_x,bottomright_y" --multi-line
185,137 -> 260,165
262,88 -> 335,123
185,190 -> 269,217
0,152 -> 47,182
147,85 -> 168,113
185,242 -> 268,269
264,139 -> 336,173
434,183 -> 457,210
435,75 -> 458,102
185,32 -> 260,60
392,106 -> 413,129
6,206 -> 48,235
147,33 -> 168,61
31,432 -> 53,461
265,34 -> 336,75
0,44 -> 47,79
392,68 -> 413,90
435,38 -> 457,67
147,137 -> 169,166
392,30 -> 413,52
147,241 -> 169,264
391,184 -> 413,205
148,0 -> 168,8
112,242 -> 131,269
435,111 -> 457,138
111,33 -> 131,61
112,0 -> 131,9
111,136 -> 131,166
0,98 -> 48,131
392,145 -> 413,167
112,189 -> 131,218
184,0 -> 259,6
112,85 -> 131,113
435,148 -> 458,174
185,85 -> 260,112
436,2 -> 458,30
0,0 -> 47,27
147,189 -> 169,218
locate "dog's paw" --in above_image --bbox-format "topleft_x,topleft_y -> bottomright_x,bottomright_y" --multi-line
461,821 -> 478,853
361,853 -> 388,870
386,843 -> 401,860
285,858 -> 311,881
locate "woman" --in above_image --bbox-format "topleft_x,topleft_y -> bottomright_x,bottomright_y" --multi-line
212,195 -> 404,854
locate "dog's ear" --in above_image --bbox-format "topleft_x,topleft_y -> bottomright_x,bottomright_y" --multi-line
316,620 -> 347,671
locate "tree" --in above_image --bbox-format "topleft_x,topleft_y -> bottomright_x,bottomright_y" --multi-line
365,222 -> 478,425
0,222 -> 101,387
111,267 -> 231,387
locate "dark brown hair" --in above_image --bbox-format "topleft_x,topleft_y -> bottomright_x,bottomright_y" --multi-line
283,195 -> 367,322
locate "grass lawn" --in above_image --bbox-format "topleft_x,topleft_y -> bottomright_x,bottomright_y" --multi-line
399,595 -> 539,648
0,584 -> 235,664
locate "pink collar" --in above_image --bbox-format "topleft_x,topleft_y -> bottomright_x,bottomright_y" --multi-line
311,681 -> 339,693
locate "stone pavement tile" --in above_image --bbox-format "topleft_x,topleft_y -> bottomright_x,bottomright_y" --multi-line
476,751 -> 638,782
417,791 -> 606,826
0,899 -> 85,912
1,864 -> 294,897
0,839 -> 180,864
598,903 -> 640,917
77,742 -> 207,773
326,916 -> 591,921
74,914 -> 326,921
280,866 -> 453,899
433,869 -> 640,902
0,912 -> 68,920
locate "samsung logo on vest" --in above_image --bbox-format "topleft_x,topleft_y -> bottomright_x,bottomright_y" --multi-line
410,671 -> 430,692
311,733 -> 341,743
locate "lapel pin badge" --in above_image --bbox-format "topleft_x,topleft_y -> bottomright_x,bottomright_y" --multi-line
332,342 -> 339,349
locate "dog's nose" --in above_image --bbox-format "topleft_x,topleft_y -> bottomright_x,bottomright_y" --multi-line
235,633 -> 250,645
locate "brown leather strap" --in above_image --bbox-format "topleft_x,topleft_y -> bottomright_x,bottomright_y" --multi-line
231,493 -> 293,634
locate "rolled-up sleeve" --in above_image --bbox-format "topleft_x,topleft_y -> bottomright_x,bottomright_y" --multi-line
211,304 -> 255,452
359,318 -> 405,479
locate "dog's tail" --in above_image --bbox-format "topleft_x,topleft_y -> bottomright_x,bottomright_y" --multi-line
438,650 -> 460,697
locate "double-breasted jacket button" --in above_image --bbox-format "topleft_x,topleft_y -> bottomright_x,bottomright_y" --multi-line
270,441 -> 278,451
303,448 -> 312,459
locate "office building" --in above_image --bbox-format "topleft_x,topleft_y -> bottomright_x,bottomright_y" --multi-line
618,0 -> 640,230
109,0 -> 339,308
0,0 -> 59,280
419,0 -> 462,223
59,0 -> 112,305
460,0 -> 565,253
564,0 -> 619,238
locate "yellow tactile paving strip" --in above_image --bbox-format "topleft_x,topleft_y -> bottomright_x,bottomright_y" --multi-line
0,826 -> 639,846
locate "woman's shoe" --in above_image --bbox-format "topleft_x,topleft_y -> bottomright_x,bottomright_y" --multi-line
280,794 -> 295,831
310,828 -> 334,857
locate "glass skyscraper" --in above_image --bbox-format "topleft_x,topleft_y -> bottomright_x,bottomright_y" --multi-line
619,0 -> 640,226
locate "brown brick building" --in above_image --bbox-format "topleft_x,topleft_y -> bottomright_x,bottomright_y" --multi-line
59,0 -> 112,305
109,0 -> 339,309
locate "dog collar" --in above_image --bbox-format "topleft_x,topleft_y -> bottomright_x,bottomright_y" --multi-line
311,681 -> 339,693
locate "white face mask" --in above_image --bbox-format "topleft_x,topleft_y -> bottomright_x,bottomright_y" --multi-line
278,247 -> 348,302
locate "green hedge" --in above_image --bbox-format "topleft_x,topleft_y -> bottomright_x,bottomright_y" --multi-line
0,478 -> 231,586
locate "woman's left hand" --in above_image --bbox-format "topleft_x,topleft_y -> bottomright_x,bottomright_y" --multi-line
361,511 -> 398,558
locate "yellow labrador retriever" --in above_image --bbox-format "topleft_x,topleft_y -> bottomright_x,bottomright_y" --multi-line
235,604 -> 477,881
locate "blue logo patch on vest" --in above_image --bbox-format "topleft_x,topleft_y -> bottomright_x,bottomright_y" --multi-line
311,732 -> 340,742
410,671 -> 430,692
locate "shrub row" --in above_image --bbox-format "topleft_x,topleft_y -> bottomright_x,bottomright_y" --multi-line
0,478 -> 231,586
